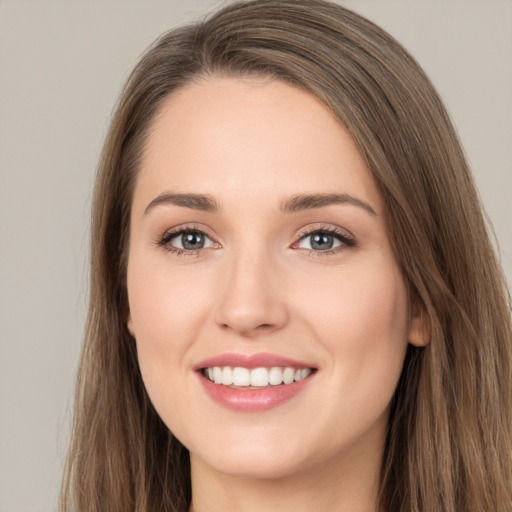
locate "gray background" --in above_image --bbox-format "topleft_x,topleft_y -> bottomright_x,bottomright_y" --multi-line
1,1 -> 511,510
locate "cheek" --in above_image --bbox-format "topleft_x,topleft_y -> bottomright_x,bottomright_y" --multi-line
310,258 -> 408,341
296,262 -> 410,406
128,254 -> 212,345
126,254 -> 215,408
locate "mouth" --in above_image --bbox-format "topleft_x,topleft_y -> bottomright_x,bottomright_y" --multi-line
195,353 -> 317,412
201,365 -> 314,388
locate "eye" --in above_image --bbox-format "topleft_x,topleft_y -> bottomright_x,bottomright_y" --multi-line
158,228 -> 218,254
294,228 -> 355,252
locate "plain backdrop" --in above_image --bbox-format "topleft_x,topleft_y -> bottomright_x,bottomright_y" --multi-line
1,1 -> 511,511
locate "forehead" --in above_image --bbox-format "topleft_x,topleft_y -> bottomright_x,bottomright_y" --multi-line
134,77 -> 382,215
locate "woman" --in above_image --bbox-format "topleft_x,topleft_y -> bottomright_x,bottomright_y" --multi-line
60,1 -> 512,511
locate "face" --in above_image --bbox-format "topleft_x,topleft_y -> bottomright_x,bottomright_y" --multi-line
126,77 -> 426,480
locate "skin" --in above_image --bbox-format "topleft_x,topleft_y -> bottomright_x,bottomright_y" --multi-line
126,77 -> 427,512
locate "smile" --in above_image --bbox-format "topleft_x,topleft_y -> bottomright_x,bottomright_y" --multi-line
195,353 -> 317,412
202,366 -> 313,388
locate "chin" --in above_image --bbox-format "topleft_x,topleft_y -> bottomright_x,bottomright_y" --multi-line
187,426 -> 320,480
196,450 -> 310,480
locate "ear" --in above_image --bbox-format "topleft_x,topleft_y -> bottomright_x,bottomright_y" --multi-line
126,311 -> 135,338
408,303 -> 430,347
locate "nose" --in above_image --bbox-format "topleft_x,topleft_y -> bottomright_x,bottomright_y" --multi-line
214,248 -> 289,338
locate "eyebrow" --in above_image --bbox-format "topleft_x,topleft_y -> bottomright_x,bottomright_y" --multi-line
143,191 -> 376,217
281,193 -> 377,216
144,192 -> 220,215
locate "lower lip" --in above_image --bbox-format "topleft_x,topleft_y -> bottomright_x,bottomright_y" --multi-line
198,372 -> 315,412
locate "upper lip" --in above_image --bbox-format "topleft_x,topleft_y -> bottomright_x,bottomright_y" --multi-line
193,352 -> 316,370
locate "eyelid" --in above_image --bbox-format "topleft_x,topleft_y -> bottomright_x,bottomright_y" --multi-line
154,223 -> 356,256
292,225 -> 356,254
155,224 -> 220,255
295,223 -> 354,240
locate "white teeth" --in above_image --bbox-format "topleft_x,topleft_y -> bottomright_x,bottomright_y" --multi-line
283,367 -> 295,384
222,366 -> 233,385
250,367 -> 269,387
301,368 -> 311,379
204,366 -> 313,387
213,366 -> 222,384
232,367 -> 250,386
268,367 -> 283,385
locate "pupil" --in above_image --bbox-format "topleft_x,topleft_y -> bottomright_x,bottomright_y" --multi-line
182,232 -> 204,250
311,233 -> 333,250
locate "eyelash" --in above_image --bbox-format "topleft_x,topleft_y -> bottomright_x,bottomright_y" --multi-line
156,224 -> 214,256
294,226 -> 356,256
156,225 -> 356,257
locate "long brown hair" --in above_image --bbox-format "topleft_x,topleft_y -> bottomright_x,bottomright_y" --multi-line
60,1 -> 512,511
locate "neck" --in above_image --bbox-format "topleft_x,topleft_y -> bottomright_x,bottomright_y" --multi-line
189,443 -> 383,512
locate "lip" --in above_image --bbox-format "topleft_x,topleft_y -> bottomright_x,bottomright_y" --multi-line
194,352 -> 317,412
193,352 -> 315,370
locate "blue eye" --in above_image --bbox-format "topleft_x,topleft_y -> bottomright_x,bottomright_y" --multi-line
296,229 -> 355,252
159,229 -> 216,253
173,231 -> 207,250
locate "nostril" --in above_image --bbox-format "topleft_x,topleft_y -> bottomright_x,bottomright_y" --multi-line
256,323 -> 273,330
220,322 -> 274,332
